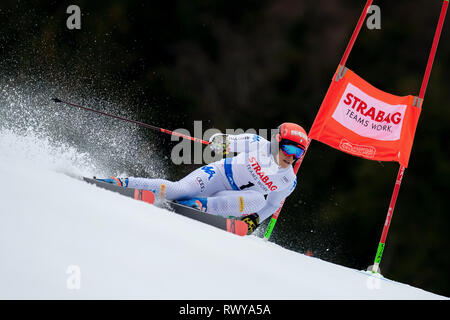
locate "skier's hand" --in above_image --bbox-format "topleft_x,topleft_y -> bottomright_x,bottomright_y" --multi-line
241,213 -> 259,235
209,134 -> 230,155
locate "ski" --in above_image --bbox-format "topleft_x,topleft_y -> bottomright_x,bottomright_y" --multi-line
81,177 -> 249,236
83,177 -> 156,204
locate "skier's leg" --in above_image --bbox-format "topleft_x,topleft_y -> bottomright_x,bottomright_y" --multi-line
127,163 -> 228,200
127,177 -> 193,199
205,190 -> 266,217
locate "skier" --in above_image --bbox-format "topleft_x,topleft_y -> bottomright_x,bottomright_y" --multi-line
97,122 -> 307,234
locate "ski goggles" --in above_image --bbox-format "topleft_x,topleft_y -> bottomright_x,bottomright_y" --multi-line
280,143 -> 305,159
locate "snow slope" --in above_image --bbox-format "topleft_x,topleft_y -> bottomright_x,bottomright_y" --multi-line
0,130 -> 447,300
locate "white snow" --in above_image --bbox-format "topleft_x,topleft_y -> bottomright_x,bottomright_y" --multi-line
0,129 -> 447,300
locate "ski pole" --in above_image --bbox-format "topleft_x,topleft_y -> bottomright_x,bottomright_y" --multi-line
263,0 -> 373,241
370,0 -> 448,274
263,138 -> 311,240
371,166 -> 405,273
51,97 -> 210,145
338,0 -> 373,66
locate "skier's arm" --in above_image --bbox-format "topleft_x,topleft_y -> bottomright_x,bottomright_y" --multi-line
209,133 -> 269,154
257,179 -> 297,223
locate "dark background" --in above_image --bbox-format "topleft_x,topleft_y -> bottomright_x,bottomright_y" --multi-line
1,0 -> 449,296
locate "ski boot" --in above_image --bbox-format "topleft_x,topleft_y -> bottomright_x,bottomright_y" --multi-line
176,198 -> 208,212
95,176 -> 129,187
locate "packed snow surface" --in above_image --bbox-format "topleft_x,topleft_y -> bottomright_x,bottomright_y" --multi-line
0,129 -> 446,299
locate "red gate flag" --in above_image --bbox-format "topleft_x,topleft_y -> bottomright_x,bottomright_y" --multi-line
309,67 -> 422,167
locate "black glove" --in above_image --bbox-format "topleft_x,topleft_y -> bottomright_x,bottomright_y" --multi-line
240,213 -> 260,235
